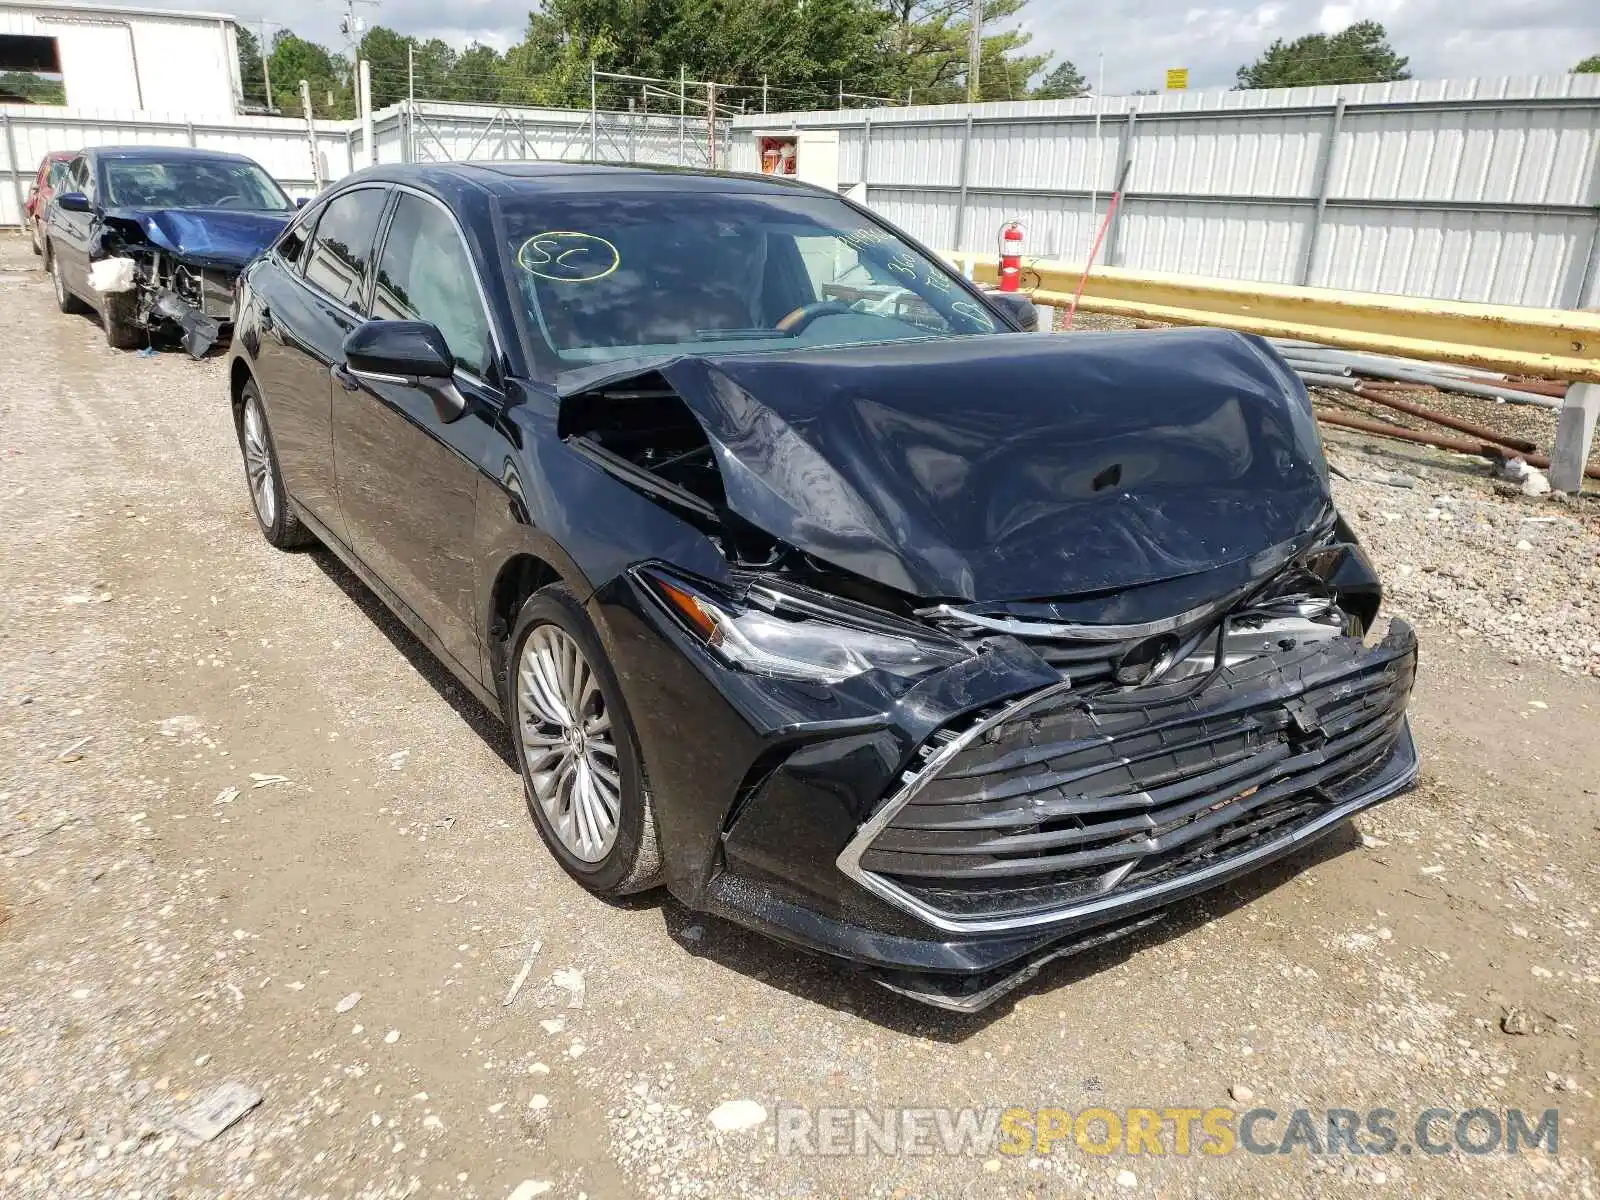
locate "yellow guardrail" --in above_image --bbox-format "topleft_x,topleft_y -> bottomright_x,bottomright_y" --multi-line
943,251 -> 1600,384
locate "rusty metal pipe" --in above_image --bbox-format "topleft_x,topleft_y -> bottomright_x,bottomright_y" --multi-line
1351,388 -> 1540,454
1315,410 -> 1600,479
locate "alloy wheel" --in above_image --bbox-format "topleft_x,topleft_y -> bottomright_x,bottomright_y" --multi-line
241,397 -> 277,527
516,624 -> 621,863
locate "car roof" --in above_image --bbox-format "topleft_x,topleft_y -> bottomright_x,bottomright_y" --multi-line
82,146 -> 266,166
340,160 -> 835,202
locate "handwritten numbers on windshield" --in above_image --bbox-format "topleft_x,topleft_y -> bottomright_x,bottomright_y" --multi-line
950,300 -> 997,331
885,252 -> 920,280
517,232 -> 621,283
841,226 -> 890,252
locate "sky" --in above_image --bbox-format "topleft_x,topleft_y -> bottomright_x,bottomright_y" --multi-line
212,0 -> 1600,98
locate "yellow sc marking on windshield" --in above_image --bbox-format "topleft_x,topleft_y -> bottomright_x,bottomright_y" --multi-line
517,231 -> 620,283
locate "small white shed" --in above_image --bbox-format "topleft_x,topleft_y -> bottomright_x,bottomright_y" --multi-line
0,0 -> 242,115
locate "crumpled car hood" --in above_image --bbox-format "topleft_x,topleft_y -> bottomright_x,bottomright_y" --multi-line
110,207 -> 292,268
560,328 -> 1333,604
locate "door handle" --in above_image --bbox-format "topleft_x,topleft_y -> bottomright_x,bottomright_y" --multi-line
331,361 -> 362,392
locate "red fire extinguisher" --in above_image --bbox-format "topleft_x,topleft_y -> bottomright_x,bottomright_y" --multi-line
998,222 -> 1024,293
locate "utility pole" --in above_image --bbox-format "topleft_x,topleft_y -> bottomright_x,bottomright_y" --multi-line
405,42 -> 414,164
589,60 -> 598,160
837,78 -> 843,109
300,80 -> 323,189
358,59 -> 373,168
677,65 -> 686,167
762,73 -> 768,114
967,0 -> 983,103
259,21 -> 273,111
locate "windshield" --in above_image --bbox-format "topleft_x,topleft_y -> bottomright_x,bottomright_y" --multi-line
102,158 -> 294,212
499,190 -> 999,366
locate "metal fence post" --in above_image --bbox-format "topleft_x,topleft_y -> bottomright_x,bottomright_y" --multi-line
1104,111 -> 1137,267
589,61 -> 598,160
1550,383 -> 1599,494
185,122 -> 197,147
953,111 -> 974,251
1299,98 -> 1346,286
3,112 -> 23,228
859,112 -> 873,200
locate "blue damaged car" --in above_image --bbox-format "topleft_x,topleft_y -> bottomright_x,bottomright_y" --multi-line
46,146 -> 301,356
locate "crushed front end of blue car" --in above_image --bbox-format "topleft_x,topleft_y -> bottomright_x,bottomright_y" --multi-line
87,206 -> 292,357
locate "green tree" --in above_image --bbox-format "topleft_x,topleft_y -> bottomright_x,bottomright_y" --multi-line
1236,20 -> 1409,89
1032,58 -> 1087,99
236,25 -> 269,109
1574,55 -> 1600,73
875,0 -> 1048,103
269,30 -> 354,118
448,44 -> 506,103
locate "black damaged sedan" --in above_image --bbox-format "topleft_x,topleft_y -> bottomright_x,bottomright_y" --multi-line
228,162 -> 1418,1011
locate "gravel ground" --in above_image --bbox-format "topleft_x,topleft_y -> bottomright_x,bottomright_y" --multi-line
3,233 -> 1598,1199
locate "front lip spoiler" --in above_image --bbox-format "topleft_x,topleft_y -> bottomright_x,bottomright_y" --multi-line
872,910 -> 1172,1013
836,684 -> 1421,936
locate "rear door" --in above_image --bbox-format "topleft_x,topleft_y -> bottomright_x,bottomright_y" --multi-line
251,184 -> 391,547
331,189 -> 499,675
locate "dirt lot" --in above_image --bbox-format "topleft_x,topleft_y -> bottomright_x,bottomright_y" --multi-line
2,231 -> 1597,1199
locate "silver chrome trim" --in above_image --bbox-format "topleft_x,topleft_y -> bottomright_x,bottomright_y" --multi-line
917,591 -> 1241,643
836,704 -> 1418,936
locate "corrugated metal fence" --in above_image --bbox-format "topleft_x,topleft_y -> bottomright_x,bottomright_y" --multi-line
7,74 -> 1598,309
0,106 -> 354,222
729,74 -> 1600,309
0,98 -> 728,227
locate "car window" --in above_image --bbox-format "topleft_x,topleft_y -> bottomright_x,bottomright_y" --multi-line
48,161 -> 68,189
499,191 -> 996,368
371,194 -> 493,378
302,187 -> 389,308
67,156 -> 91,199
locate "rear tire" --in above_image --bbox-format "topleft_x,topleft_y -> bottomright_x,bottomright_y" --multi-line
235,379 -> 315,550
29,219 -> 41,256
504,584 -> 661,897
102,291 -> 142,350
49,246 -> 88,315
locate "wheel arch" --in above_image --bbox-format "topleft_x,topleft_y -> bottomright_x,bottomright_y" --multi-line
229,356 -> 255,417
486,553 -> 565,698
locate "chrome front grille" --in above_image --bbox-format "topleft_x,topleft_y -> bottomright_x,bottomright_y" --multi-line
838,620 -> 1418,932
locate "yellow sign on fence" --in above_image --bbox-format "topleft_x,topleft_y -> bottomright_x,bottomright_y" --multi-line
1166,68 -> 1189,90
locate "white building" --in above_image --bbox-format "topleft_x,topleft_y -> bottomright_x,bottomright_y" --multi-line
0,1 -> 242,115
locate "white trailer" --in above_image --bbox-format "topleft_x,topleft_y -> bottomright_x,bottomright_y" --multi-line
0,1 -> 243,116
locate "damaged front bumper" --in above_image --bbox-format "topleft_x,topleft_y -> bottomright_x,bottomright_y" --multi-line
91,251 -> 234,357
602,566 -> 1419,1011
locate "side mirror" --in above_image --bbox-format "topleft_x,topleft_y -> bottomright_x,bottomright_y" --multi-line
342,320 -> 466,422
987,291 -> 1039,332
296,197 -> 310,208
57,192 -> 92,214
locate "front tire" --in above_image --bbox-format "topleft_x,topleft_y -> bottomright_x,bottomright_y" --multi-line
49,246 -> 87,315
235,380 -> 314,550
102,291 -> 142,350
505,584 -> 661,896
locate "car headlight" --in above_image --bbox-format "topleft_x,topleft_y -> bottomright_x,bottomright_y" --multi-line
635,567 -> 973,684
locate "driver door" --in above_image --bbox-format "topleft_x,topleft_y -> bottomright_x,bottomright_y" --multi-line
332,190 -> 498,677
